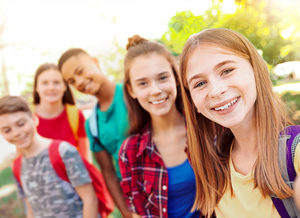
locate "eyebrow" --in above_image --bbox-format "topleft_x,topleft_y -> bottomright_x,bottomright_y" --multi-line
133,71 -> 168,83
213,60 -> 236,71
188,60 -> 236,85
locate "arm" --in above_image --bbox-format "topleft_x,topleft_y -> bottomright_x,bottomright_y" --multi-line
77,136 -> 93,163
94,150 -> 139,218
75,183 -> 98,218
25,198 -> 34,218
118,145 -> 137,213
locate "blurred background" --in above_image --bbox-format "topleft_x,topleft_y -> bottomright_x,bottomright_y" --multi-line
0,0 -> 300,217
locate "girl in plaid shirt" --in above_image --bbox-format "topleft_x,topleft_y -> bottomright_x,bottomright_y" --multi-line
119,35 -> 201,218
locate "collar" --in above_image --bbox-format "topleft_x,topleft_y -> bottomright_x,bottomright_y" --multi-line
137,123 -> 155,157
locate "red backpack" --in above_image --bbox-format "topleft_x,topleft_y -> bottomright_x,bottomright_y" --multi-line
12,140 -> 114,218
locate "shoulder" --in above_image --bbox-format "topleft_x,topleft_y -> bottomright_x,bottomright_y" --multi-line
119,133 -> 141,159
58,141 -> 78,157
121,134 -> 141,151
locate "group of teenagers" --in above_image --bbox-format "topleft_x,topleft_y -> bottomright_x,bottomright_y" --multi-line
0,28 -> 300,218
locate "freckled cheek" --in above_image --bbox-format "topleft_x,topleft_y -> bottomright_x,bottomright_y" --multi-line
191,93 -> 205,112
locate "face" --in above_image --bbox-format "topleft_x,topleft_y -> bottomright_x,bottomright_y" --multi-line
128,53 -> 177,118
36,69 -> 67,104
61,54 -> 103,95
0,112 -> 36,150
186,45 -> 257,130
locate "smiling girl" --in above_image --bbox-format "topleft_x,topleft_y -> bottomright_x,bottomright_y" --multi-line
32,63 -> 90,161
179,28 -> 300,217
119,35 -> 200,218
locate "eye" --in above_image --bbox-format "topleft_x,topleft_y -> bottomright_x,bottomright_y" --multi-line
2,128 -> 11,134
76,69 -> 83,75
42,81 -> 48,85
222,68 -> 234,75
17,121 -> 25,127
54,81 -> 60,85
138,81 -> 147,87
68,79 -> 75,85
194,81 -> 207,88
159,75 -> 168,81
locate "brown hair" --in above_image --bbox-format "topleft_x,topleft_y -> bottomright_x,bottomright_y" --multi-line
33,63 -> 75,105
0,95 -> 32,116
124,35 -> 182,135
58,48 -> 88,71
179,28 -> 293,216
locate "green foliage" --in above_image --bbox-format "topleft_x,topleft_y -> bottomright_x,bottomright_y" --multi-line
280,91 -> 300,125
161,0 -> 300,67
0,167 -> 14,187
0,167 -> 25,218
98,37 -> 127,83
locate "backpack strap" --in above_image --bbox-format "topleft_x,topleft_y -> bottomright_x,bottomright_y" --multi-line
271,125 -> 300,218
12,155 -> 23,188
88,103 -> 105,151
65,104 -> 79,142
48,140 -> 69,182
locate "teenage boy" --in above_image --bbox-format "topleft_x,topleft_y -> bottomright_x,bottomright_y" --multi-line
58,48 -> 138,218
0,96 -> 98,218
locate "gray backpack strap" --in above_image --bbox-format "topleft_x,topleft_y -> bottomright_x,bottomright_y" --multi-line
273,126 -> 300,218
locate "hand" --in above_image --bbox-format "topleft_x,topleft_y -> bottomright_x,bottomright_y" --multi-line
131,213 -> 141,218
123,212 -> 141,218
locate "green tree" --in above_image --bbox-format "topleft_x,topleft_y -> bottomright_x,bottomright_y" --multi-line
161,0 -> 300,67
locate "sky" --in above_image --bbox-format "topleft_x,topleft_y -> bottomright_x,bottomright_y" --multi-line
0,0 -> 237,162
0,0 -> 215,96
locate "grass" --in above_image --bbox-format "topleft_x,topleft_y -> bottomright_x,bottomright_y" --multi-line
0,166 -> 25,218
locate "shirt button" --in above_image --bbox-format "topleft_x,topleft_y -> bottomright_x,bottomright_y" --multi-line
162,208 -> 166,213
162,185 -> 167,190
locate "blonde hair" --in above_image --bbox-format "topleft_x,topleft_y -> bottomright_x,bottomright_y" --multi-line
179,28 -> 293,216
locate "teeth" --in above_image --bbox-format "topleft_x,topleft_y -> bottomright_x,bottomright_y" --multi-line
152,99 -> 166,105
214,98 -> 238,111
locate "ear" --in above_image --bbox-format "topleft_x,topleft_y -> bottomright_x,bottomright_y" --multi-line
126,83 -> 137,99
92,57 -> 99,66
33,115 -> 39,127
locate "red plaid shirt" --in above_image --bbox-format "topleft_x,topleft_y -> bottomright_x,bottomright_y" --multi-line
119,124 -> 172,218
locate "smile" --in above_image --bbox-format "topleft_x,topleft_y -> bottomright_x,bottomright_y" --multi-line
213,97 -> 238,111
83,80 -> 92,92
151,98 -> 167,105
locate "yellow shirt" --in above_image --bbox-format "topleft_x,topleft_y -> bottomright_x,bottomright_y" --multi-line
215,142 -> 300,218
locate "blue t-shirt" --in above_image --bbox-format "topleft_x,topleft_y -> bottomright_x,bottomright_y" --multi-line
167,159 -> 200,218
85,83 -> 128,180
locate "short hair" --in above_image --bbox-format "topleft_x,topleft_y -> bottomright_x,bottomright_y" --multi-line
0,95 -> 32,116
58,48 -> 89,71
32,63 -> 75,105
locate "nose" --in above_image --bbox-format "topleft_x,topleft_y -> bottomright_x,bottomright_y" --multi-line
12,128 -> 22,139
208,78 -> 228,98
48,82 -> 55,89
150,81 -> 162,96
74,76 -> 85,91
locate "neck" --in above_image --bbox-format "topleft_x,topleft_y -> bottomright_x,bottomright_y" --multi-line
151,106 -> 184,136
95,79 -> 116,111
231,121 -> 257,155
22,134 -> 52,158
35,100 -> 65,118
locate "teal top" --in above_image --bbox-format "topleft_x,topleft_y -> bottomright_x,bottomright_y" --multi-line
85,83 -> 128,180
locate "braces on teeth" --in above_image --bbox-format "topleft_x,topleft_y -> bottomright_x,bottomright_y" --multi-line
215,98 -> 238,111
